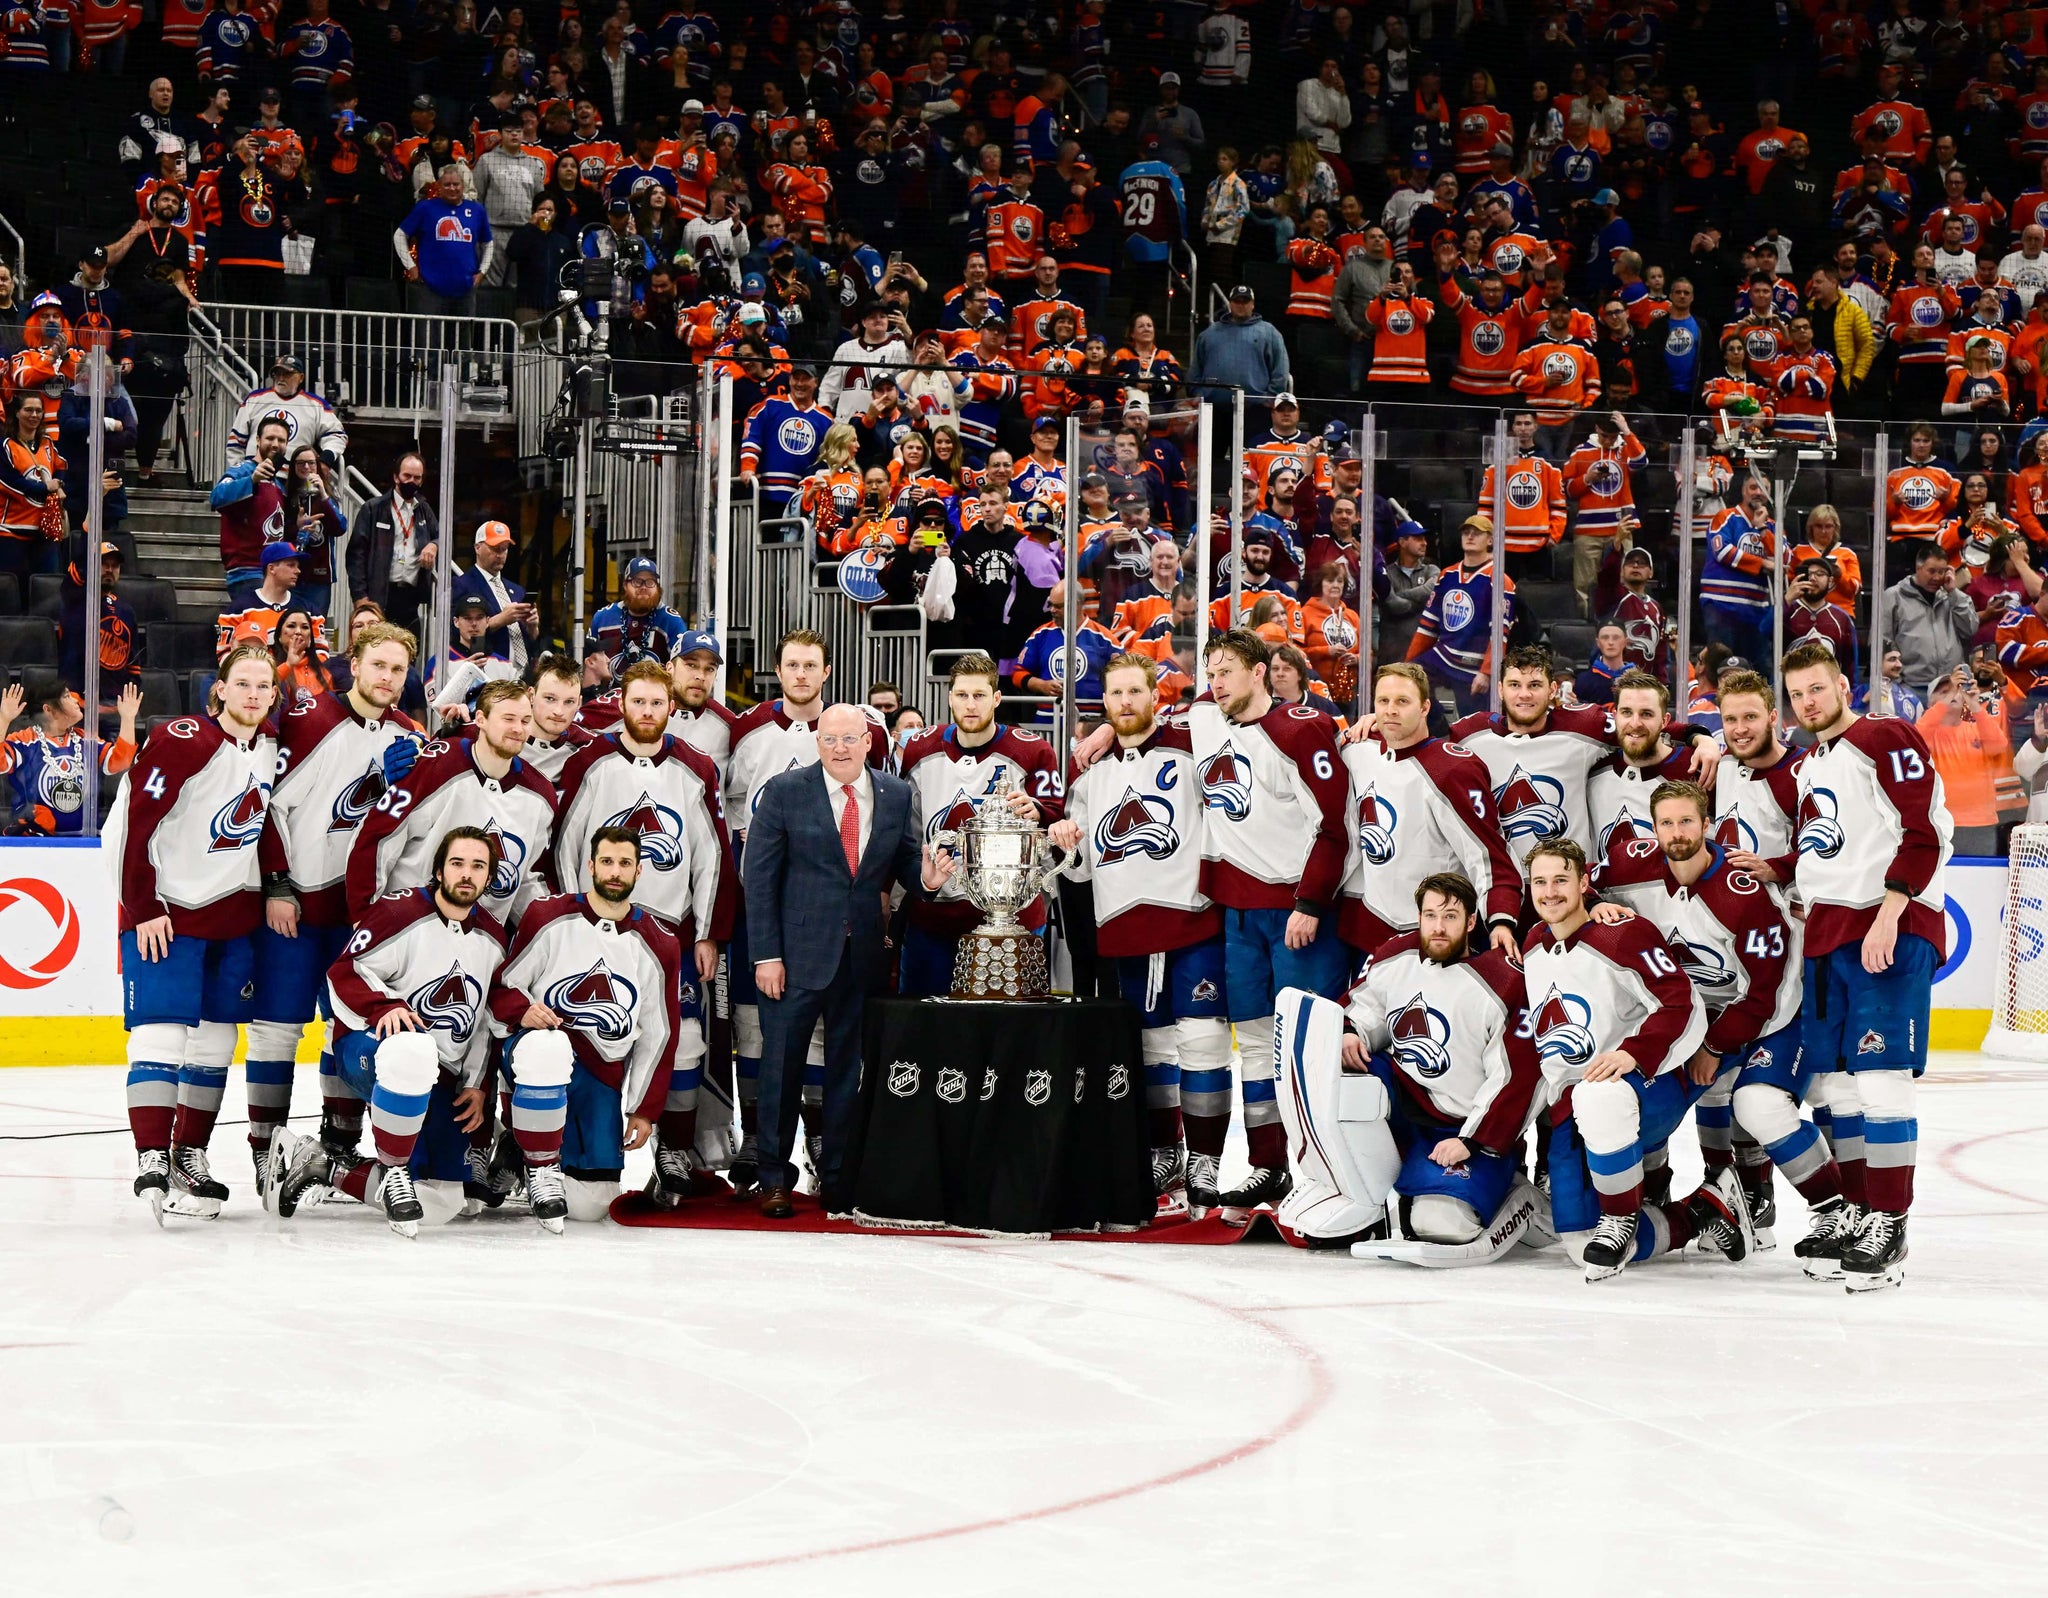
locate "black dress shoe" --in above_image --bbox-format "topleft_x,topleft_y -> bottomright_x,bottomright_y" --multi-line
758,1187 -> 795,1219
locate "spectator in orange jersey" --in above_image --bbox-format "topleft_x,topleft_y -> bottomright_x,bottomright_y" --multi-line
1300,562 -> 1362,709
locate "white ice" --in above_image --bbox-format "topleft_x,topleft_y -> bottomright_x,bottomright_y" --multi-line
4,1056 -> 2047,1598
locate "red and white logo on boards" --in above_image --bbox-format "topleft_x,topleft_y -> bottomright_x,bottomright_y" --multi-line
0,877 -> 80,989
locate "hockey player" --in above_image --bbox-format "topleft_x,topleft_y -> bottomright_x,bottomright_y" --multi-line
250,621 -> 422,1184
665,629 -> 735,770
267,826 -> 509,1235
487,827 -> 689,1229
520,654 -> 596,785
1712,668 -> 1805,869
1785,639 -> 1954,1290
111,642 -> 279,1219
1337,661 -> 1522,958
1586,669 -> 1700,854
1522,837 -> 1749,1281
553,660 -> 734,1200
346,679 -> 559,925
1274,872 -> 1544,1260
1048,651 -> 1229,1210
897,652 -> 1063,994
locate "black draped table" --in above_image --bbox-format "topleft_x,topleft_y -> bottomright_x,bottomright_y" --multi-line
844,997 -> 1153,1235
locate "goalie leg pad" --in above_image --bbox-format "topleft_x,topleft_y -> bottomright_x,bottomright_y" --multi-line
1393,1139 -> 1520,1236
563,1174 -> 620,1222
1357,1176 -> 1543,1266
1273,988 -> 1398,1239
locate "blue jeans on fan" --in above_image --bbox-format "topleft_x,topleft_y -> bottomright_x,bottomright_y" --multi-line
1701,601 -> 1773,669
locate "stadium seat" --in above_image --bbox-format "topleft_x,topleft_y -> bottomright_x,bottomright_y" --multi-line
345,278 -> 402,314
187,670 -> 217,715
0,618 -> 59,667
146,622 -> 219,672
1546,621 -> 1598,671
1520,581 -> 1580,620
115,577 -> 180,625
136,669 -> 182,718
28,574 -> 62,617
1406,461 -> 1477,506
0,574 -> 18,616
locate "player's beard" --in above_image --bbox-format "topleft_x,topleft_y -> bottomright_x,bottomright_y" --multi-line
623,708 -> 667,745
592,873 -> 636,903
1620,727 -> 1663,764
438,875 -> 483,907
1503,696 -> 1549,733
1107,702 -> 1154,740
1663,833 -> 1703,864
1727,722 -> 1771,762
1419,927 -> 1466,962
1216,683 -> 1255,721
954,705 -> 994,738
676,682 -> 709,710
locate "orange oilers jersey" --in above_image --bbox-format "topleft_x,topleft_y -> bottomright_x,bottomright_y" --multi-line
1208,589 -> 1305,640
1563,432 -> 1647,535
984,199 -> 1046,278
1996,606 -> 2048,693
763,161 -> 832,241
1516,288 -> 1595,341
1510,338 -> 1601,424
1945,325 -> 2014,372
1245,437 -> 1330,508
1365,294 -> 1433,382
1449,294 -> 1523,394
799,466 -> 866,555
829,514 -> 907,557
0,435 -> 65,534
1482,231 -> 1543,289
1721,315 -> 1790,366
561,138 -> 624,187
1026,341 -> 1085,417
1885,462 -> 1960,537
1756,349 -> 1838,437
1700,373 -> 1776,424
1285,236 -> 1340,318
1888,282 -> 1961,363
1010,295 -> 1085,360
664,142 -> 718,219
1478,455 -> 1568,552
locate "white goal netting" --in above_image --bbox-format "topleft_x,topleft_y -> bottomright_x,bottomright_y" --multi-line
1984,824 -> 2048,1062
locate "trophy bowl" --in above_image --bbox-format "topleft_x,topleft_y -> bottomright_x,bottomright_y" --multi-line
930,771 -> 1075,999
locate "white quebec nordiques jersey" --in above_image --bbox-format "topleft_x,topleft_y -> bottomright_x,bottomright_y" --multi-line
1181,698 -> 1351,912
1344,937 -> 1540,1154
668,699 -> 736,775
898,724 -> 1065,927
1060,723 -> 1217,959
107,713 -> 277,939
261,691 -> 421,924
724,700 -> 889,831
1520,915 -> 1707,1103
1712,747 -> 1803,861
490,894 -> 694,1119
325,887 -> 509,1087
1449,703 -> 1617,866
552,734 -> 733,938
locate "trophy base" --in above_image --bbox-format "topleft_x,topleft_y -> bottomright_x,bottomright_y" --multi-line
950,927 -> 1050,1000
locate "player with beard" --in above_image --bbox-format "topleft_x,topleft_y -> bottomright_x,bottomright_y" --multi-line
267,827 -> 509,1237
1711,668 -> 1805,875
1049,653 -> 1227,1211
1274,873 -> 1545,1261
722,630 -> 887,1188
1586,670 -> 1704,857
665,630 -> 736,770
896,653 -> 1063,995
251,622 -> 423,1188
552,661 -> 733,1203
111,643 -> 280,1220
1784,641 -> 1954,1290
488,828 -> 687,1229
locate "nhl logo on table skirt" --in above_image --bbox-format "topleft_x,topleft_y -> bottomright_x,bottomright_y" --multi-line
888,1060 -> 920,1097
936,1066 -> 966,1104
981,1066 -> 999,1101
1025,1069 -> 1052,1106
1073,1066 -> 1087,1104
1107,1063 -> 1129,1100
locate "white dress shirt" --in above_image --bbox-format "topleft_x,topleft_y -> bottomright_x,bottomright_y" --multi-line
824,766 -> 874,861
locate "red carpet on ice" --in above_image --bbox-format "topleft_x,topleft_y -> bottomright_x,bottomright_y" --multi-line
608,1189 -> 1277,1244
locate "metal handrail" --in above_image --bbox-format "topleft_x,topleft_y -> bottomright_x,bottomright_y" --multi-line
0,207 -> 24,282
1168,238 -> 1200,343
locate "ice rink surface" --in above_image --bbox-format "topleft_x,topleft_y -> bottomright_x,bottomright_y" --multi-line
5,1056 -> 2048,1598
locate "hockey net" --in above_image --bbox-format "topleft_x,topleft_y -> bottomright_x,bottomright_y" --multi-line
1984,824 -> 2048,1062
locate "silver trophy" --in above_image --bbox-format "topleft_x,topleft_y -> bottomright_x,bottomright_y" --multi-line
930,770 -> 1076,999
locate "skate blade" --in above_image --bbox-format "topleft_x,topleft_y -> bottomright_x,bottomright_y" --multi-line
1800,1257 -> 1845,1282
1843,1261 -> 1905,1293
1154,1188 -> 1189,1221
161,1193 -> 223,1220
388,1219 -> 420,1240
1582,1260 -> 1627,1283
1752,1226 -> 1777,1253
146,1189 -> 166,1228
537,1214 -> 565,1235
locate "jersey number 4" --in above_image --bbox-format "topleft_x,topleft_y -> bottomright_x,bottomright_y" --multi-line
142,769 -> 168,800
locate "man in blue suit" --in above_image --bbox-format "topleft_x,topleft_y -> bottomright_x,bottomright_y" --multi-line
449,520 -> 538,671
745,702 -> 957,1217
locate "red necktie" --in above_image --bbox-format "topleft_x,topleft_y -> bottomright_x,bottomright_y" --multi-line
840,783 -> 861,874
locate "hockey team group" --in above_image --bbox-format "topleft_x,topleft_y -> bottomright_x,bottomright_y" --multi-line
107,602 -> 1948,1290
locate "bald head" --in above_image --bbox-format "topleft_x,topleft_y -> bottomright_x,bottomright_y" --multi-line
817,703 -> 871,782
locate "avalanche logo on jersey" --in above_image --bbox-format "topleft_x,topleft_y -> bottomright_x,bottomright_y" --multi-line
1712,807 -> 1758,853
543,960 -> 639,1041
1669,932 -> 1735,996
481,819 -> 529,897
1796,788 -> 1845,859
604,791 -> 687,871
1596,804 -> 1653,858
926,771 -> 1004,847
1355,787 -> 1397,865
409,963 -> 483,1044
209,779 -> 270,852
1199,742 -> 1252,822
1094,787 -> 1178,863
1531,986 -> 1596,1069
1494,765 -> 1569,843
329,766 -> 385,833
1389,996 -> 1453,1079
750,756 -> 807,820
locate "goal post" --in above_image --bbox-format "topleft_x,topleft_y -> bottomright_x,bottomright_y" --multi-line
1983,824 -> 2048,1061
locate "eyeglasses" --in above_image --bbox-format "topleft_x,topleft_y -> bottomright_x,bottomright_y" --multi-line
817,734 -> 867,749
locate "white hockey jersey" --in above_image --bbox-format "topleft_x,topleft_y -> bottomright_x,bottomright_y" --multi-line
1584,743 -> 1697,857
552,733 -> 736,941
259,690 -> 421,925
522,726 -> 594,787
1712,747 -> 1804,864
488,894 -> 693,1120
1343,937 -> 1541,1156
668,699 -> 737,774
1060,723 -> 1218,958
898,723 -> 1066,935
108,713 -> 277,940
725,700 -> 889,832
1337,733 -> 1522,950
346,737 -> 559,924
325,887 -> 509,1087
1594,839 -> 1803,1054
1520,914 -> 1707,1105
1449,704 -> 1617,865
1795,714 -> 1953,961
1182,698 -> 1352,913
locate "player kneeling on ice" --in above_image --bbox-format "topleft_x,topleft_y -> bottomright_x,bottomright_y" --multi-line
1522,838 -> 1757,1281
1274,873 -> 1544,1263
485,825 -> 690,1231
269,826 -> 509,1235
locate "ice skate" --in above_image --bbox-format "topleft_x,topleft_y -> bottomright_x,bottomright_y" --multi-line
1218,1164 -> 1291,1220
649,1141 -> 705,1208
1185,1151 -> 1222,1215
1794,1197 -> 1860,1282
526,1163 -> 567,1233
1842,1208 -> 1907,1293
1690,1168 -> 1756,1263
1581,1211 -> 1637,1281
271,1131 -> 337,1221
251,1140 -> 274,1201
163,1146 -> 228,1219
1744,1175 -> 1777,1251
462,1131 -> 523,1216
379,1163 -> 423,1239
1151,1147 -> 1187,1219
134,1148 -> 170,1225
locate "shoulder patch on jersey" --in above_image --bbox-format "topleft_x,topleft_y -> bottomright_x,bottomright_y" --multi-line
1285,705 -> 1321,720
163,718 -> 201,738
420,738 -> 452,758
1010,727 -> 1044,741
1726,869 -> 1761,894
1624,838 -> 1658,860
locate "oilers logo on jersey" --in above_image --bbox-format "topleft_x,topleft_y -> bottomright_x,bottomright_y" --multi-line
603,791 -> 688,871
1199,741 -> 1253,821
34,747 -> 84,817
1355,786 -> 1397,866
209,780 -> 270,852
329,768 -> 385,833
1388,995 -> 1454,1079
1796,787 -> 1845,858
544,960 -> 638,1041
1442,589 -> 1476,631
1495,765 -> 1569,843
1531,987 -> 1596,1069
481,819 -> 529,896
776,415 -> 819,456
1093,787 -> 1179,863
409,964 -> 484,1043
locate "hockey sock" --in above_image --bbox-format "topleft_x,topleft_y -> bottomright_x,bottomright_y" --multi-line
734,1000 -> 762,1120
659,1107 -> 699,1151
1234,1015 -> 1285,1167
243,1021 -> 302,1155
1857,1069 -> 1916,1212
1149,1105 -> 1183,1148
1141,1025 -> 1182,1152
1183,1112 -> 1229,1158
1694,1077 -> 1734,1173
659,1059 -> 702,1150
1177,1017 -> 1232,1157
1631,1201 -> 1699,1261
1732,1082 -> 1842,1205
1817,1070 -> 1867,1206
368,1033 -> 439,1172
335,1159 -> 380,1203
1572,1077 -> 1644,1219
125,1024 -> 186,1151
1734,1132 -> 1775,1190
507,1033 -> 573,1168
319,1050 -> 366,1149
170,1023 -> 237,1150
